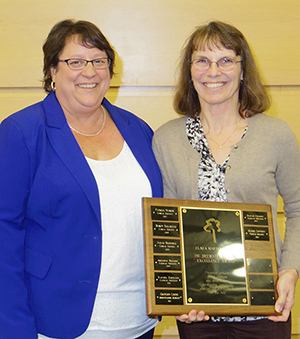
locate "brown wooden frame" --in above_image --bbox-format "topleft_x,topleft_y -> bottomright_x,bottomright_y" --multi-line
143,198 -> 279,316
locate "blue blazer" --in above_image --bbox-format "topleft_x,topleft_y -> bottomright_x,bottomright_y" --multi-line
0,92 -> 163,339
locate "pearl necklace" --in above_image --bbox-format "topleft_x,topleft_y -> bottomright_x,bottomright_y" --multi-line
69,106 -> 106,137
207,118 -> 241,149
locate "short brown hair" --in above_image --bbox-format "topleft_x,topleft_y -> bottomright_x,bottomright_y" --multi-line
174,21 -> 270,118
43,19 -> 115,93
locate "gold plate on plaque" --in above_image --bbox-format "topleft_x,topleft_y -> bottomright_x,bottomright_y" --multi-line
143,198 -> 279,316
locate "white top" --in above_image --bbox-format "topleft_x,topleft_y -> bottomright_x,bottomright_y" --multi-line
39,142 -> 156,339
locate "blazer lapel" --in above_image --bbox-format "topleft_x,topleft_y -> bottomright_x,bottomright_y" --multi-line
43,93 -> 101,224
104,98 -> 161,197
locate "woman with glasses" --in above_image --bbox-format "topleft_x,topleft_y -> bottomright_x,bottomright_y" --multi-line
0,19 -> 162,339
153,21 -> 299,339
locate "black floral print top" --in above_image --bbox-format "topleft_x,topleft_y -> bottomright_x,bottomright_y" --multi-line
186,117 -> 266,322
187,117 -> 229,202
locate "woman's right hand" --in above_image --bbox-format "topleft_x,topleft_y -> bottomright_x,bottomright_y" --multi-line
175,309 -> 210,323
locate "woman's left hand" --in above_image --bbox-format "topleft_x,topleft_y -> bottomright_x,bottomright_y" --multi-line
268,269 -> 298,322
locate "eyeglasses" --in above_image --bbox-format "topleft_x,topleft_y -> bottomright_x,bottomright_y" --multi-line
58,58 -> 111,70
191,57 -> 242,71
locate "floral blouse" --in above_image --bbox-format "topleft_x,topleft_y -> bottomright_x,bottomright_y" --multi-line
187,117 -> 229,202
186,117 -> 265,322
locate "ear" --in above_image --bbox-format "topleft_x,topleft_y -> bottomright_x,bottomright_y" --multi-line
50,66 -> 57,82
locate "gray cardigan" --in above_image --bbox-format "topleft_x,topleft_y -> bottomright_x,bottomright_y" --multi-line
153,113 -> 300,273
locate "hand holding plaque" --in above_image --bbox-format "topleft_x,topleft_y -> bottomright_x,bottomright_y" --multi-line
143,198 -> 280,316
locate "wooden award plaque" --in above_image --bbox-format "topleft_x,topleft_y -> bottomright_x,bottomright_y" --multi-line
143,198 -> 279,316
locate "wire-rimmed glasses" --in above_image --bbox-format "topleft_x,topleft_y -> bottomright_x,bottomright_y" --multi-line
191,57 -> 242,71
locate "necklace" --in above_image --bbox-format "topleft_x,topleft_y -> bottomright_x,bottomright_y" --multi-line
207,118 -> 241,149
68,106 -> 106,137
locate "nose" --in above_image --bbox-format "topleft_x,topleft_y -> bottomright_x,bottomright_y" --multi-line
206,62 -> 221,77
81,62 -> 97,76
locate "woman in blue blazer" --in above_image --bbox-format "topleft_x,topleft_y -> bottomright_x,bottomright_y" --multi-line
0,20 -> 162,339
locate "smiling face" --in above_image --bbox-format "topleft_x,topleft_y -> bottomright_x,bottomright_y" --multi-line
191,45 -> 243,112
51,35 -> 110,117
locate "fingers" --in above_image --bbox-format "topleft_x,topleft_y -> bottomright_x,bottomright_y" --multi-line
196,310 -> 210,322
269,295 -> 291,322
175,314 -> 190,322
175,310 -> 209,323
268,293 -> 293,322
175,310 -> 198,323
268,308 -> 290,322
274,293 -> 288,314
268,269 -> 298,322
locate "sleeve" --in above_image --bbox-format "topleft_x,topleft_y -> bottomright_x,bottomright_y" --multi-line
152,130 -> 179,199
0,118 -> 37,338
275,122 -> 300,273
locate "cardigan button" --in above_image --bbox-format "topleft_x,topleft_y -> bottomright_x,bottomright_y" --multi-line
226,165 -> 231,170
234,145 -> 238,149
226,189 -> 230,194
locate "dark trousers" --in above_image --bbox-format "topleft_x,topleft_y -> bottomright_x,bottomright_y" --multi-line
177,317 -> 291,339
135,328 -> 155,339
